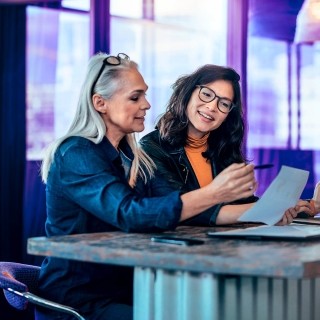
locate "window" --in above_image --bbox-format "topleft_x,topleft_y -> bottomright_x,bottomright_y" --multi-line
110,0 -> 227,136
26,0 -> 228,159
246,0 -> 320,195
26,6 -> 89,159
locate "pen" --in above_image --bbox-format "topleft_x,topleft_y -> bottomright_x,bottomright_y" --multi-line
254,164 -> 274,170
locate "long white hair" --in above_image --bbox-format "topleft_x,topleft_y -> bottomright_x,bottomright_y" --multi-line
41,53 -> 155,187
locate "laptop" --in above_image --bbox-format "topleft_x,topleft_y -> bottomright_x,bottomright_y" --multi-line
292,217 -> 320,225
207,224 -> 320,241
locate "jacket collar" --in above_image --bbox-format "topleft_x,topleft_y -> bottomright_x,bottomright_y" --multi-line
102,136 -> 134,162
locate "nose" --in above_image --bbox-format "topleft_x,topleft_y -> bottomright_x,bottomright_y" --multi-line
206,97 -> 219,112
142,97 -> 151,110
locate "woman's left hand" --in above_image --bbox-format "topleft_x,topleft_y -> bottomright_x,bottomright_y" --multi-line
276,200 -> 312,225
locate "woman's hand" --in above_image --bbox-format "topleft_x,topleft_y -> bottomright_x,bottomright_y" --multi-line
209,163 -> 257,204
276,200 -> 312,225
296,199 -> 316,216
276,207 -> 298,225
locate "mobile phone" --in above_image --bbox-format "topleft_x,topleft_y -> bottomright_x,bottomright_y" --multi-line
151,235 -> 204,246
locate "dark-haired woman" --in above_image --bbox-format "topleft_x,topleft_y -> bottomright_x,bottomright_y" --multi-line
140,64 -> 310,226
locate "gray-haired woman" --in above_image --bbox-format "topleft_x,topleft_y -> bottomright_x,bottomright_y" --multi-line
37,53 -> 257,320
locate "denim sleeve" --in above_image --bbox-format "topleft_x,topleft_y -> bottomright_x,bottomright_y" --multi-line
50,142 -> 182,233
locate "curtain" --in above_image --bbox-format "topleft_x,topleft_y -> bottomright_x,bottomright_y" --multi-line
0,4 -> 26,263
0,4 -> 30,320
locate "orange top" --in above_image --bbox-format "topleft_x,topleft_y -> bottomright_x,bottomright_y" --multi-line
185,133 -> 212,187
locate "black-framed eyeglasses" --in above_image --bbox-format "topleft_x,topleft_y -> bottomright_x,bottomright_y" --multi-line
196,85 -> 235,114
91,53 -> 130,97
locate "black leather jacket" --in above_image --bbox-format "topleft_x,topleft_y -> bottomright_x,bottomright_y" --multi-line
140,129 -> 258,226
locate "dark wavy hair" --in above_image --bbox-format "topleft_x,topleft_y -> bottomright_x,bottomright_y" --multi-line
157,64 -> 246,169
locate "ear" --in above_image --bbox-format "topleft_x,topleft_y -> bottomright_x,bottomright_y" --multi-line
92,94 -> 107,114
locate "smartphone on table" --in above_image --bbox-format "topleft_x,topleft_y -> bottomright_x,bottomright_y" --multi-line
151,235 -> 204,246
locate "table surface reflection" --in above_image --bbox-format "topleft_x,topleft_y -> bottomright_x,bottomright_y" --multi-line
27,225 -> 320,279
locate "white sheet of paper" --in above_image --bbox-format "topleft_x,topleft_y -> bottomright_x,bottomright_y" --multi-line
208,224 -> 320,239
238,166 -> 309,225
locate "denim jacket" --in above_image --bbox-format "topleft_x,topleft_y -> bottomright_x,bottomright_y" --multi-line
38,136 -> 182,315
139,130 -> 258,226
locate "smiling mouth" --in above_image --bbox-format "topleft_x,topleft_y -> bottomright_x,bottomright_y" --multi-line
198,111 -> 213,121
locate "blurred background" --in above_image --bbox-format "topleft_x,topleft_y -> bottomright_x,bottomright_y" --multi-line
0,0 -> 320,319
1,1 -> 320,317
23,0 -> 320,195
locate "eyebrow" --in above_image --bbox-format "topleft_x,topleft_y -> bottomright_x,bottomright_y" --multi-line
131,89 -> 147,94
202,86 -> 233,101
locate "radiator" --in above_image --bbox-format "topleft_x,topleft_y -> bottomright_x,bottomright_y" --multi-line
134,267 -> 320,320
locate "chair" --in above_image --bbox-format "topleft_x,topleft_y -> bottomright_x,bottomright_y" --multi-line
0,261 -> 85,320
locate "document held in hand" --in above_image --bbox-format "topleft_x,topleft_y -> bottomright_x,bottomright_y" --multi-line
238,165 -> 309,225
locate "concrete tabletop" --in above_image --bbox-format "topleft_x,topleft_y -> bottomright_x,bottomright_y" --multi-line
27,225 -> 320,279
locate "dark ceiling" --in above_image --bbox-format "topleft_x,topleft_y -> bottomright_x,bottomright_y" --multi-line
0,0 -> 306,42
249,0 -> 305,42
0,0 -> 60,3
